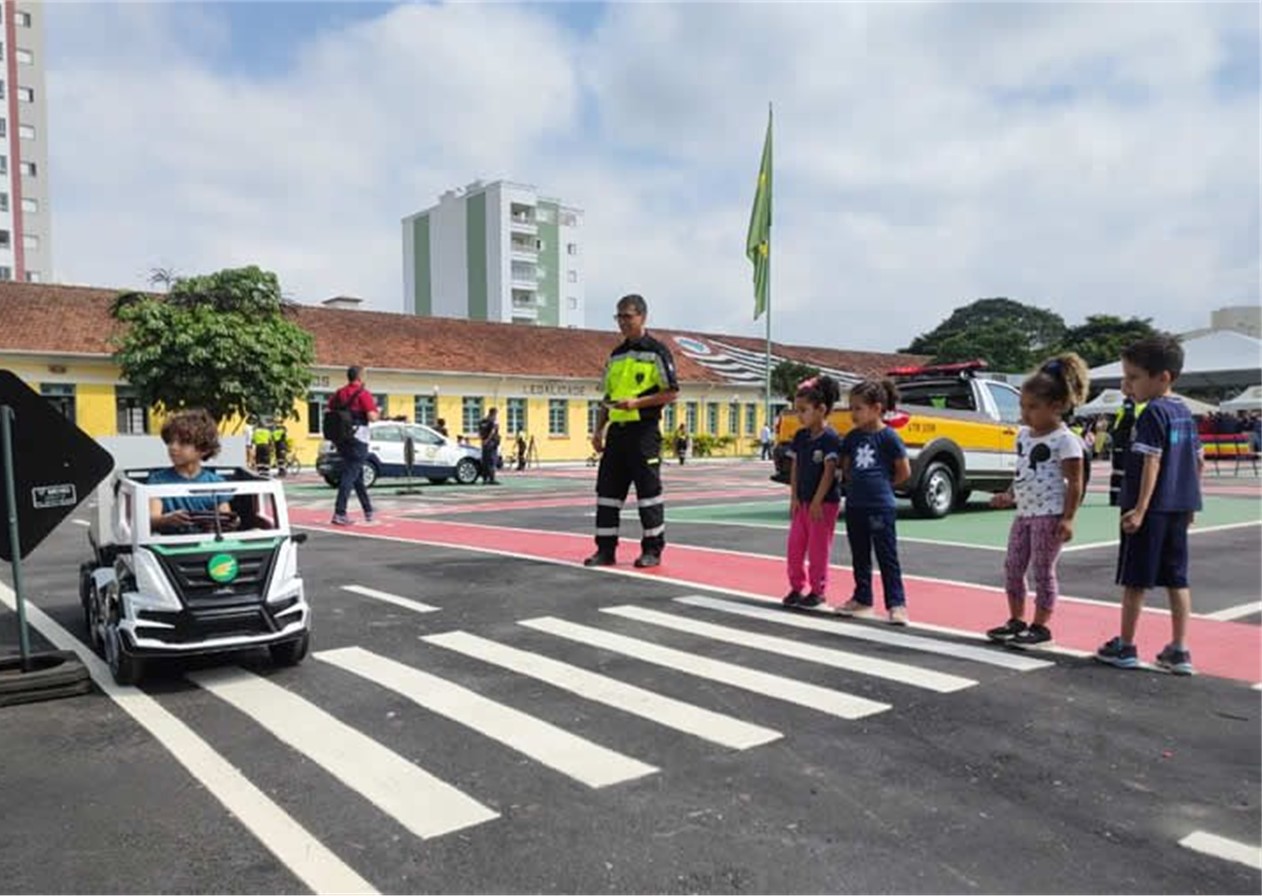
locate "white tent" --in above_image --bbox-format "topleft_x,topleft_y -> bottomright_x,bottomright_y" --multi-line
1221,384 -> 1262,413
1088,330 -> 1262,390
1078,388 -> 1218,417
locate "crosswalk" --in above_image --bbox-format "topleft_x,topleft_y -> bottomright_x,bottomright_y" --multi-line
101,592 -> 1061,890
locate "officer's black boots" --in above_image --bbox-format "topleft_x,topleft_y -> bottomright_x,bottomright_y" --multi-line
633,553 -> 661,568
583,551 -> 616,567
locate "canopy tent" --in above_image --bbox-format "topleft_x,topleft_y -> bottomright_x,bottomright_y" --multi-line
1221,384 -> 1262,413
1078,388 -> 1219,417
1088,330 -> 1262,391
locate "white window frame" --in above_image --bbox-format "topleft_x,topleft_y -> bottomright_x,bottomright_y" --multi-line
17,86 -> 33,103
22,233 -> 38,251
461,397 -> 484,437
15,48 -> 31,65
17,123 -> 34,140
547,399 -> 568,436
20,197 -> 36,213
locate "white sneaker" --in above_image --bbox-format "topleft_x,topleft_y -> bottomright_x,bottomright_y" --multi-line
835,599 -> 874,618
888,606 -> 909,626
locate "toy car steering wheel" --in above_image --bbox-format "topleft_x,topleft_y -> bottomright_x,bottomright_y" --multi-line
183,509 -> 241,532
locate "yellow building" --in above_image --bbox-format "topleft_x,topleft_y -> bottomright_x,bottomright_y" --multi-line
0,282 -> 925,463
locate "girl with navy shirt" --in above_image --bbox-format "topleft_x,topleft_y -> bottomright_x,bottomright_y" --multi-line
836,379 -> 912,625
782,375 -> 843,608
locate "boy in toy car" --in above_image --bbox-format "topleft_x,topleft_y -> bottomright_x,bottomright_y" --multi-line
148,409 -> 234,532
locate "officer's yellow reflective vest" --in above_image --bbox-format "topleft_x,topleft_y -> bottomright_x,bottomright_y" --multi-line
604,339 -> 674,424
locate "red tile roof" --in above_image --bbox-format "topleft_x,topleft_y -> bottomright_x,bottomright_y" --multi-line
0,282 -> 927,382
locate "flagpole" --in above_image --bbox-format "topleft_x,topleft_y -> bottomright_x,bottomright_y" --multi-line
763,102 -> 773,436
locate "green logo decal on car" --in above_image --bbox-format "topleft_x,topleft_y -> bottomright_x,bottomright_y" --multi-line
207,553 -> 240,584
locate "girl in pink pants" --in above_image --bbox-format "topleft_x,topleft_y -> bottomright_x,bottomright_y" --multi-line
783,375 -> 843,609
986,353 -> 1090,647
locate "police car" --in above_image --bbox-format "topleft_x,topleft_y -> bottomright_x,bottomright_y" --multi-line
316,421 -> 483,488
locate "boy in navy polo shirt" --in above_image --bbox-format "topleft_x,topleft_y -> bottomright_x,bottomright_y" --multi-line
1096,336 -> 1203,675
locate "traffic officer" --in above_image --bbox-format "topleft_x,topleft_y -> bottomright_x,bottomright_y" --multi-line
585,293 -> 679,569
1108,392 -> 1148,507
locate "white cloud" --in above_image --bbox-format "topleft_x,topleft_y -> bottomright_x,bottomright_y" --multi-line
45,1 -> 1258,355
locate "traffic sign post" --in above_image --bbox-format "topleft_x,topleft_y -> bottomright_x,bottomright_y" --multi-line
396,435 -> 423,495
0,370 -> 114,703
1,406 -> 31,669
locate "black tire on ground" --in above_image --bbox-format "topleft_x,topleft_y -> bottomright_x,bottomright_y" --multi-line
106,625 -> 144,686
0,650 -> 91,695
912,461 -> 957,519
954,488 -> 973,510
427,476 -> 450,485
455,458 -> 479,485
323,475 -> 339,488
361,462 -> 379,489
270,631 -> 310,667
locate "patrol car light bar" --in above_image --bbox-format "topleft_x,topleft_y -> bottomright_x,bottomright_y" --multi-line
886,359 -> 988,377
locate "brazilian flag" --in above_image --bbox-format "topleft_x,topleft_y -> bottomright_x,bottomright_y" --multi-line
746,106 -> 772,321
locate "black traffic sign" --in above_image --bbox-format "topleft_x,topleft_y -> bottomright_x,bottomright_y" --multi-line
0,370 -> 115,561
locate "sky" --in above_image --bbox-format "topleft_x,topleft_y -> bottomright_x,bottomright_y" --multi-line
43,1 -> 1261,353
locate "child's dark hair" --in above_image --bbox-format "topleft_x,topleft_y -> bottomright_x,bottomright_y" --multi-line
849,378 -> 899,411
160,409 -> 220,460
1022,353 -> 1090,411
796,374 -> 841,411
1121,335 -> 1184,380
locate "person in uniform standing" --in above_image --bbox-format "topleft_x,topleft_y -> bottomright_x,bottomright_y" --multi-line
585,293 -> 679,569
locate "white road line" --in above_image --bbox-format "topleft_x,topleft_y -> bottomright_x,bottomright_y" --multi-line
70,519 -> 90,527
1252,682 -> 1262,692
424,630 -> 781,750
519,616 -> 890,720
315,646 -> 656,788
1178,830 -> 1262,870
1203,601 -> 1262,622
187,667 -> 497,839
341,584 -> 439,614
1062,519 -> 1262,553
674,596 -> 1055,671
602,604 -> 976,694
0,582 -> 375,896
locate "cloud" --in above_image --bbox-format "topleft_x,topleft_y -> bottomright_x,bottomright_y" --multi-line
45,1 -> 1259,356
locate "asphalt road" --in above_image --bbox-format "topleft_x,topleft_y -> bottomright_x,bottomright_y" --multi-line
0,461 -> 1258,894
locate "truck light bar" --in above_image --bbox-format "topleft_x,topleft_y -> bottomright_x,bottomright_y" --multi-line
887,359 -> 988,377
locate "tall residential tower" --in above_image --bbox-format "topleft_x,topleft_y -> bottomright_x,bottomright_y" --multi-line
403,180 -> 584,327
1,0 -> 49,283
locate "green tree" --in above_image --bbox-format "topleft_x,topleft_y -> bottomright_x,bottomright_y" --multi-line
902,298 -> 1067,371
110,266 -> 316,425
770,360 -> 821,401
1055,315 -> 1159,368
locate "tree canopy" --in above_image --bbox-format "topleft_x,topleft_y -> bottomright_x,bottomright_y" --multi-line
110,266 -> 317,425
902,297 -> 1067,371
770,360 -> 821,401
1055,315 -> 1159,368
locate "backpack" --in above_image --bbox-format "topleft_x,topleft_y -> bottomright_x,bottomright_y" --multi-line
322,387 -> 365,444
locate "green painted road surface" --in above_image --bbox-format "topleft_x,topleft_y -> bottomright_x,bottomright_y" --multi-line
668,492 -> 1262,550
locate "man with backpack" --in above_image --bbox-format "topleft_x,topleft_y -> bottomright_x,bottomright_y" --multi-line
325,366 -> 380,525
477,407 -> 501,484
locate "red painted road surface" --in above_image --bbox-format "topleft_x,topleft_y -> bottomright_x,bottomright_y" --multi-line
292,508 -> 1262,685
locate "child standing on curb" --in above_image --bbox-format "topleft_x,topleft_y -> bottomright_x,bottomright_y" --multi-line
782,376 -> 843,609
986,354 -> 1090,647
836,379 -> 912,625
1096,336 -> 1203,675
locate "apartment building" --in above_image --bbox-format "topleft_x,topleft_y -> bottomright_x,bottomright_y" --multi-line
0,0 -> 49,283
403,179 -> 585,327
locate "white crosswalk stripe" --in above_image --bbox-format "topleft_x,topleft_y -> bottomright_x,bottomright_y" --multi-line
519,616 -> 891,720
424,630 -> 782,750
315,646 -> 657,788
340,584 -> 440,614
187,667 -> 499,839
674,595 -> 1054,671
601,604 -> 977,693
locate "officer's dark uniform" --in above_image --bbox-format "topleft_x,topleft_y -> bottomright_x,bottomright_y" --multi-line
1109,398 -> 1147,507
593,333 -> 679,560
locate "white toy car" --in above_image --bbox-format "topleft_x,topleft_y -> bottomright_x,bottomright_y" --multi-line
79,467 -> 311,685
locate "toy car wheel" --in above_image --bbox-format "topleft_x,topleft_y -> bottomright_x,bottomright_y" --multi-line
104,623 -> 144,686
455,458 -> 479,485
269,631 -> 310,667
913,461 -> 956,519
85,583 -> 105,651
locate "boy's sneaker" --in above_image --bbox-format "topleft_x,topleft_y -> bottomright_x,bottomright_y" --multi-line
1011,623 -> 1052,647
887,605 -> 909,626
1155,644 -> 1195,676
835,599 -> 874,618
797,593 -> 823,609
986,618 -> 1028,642
1094,636 -> 1139,669
781,591 -> 802,607
330,514 -> 352,526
